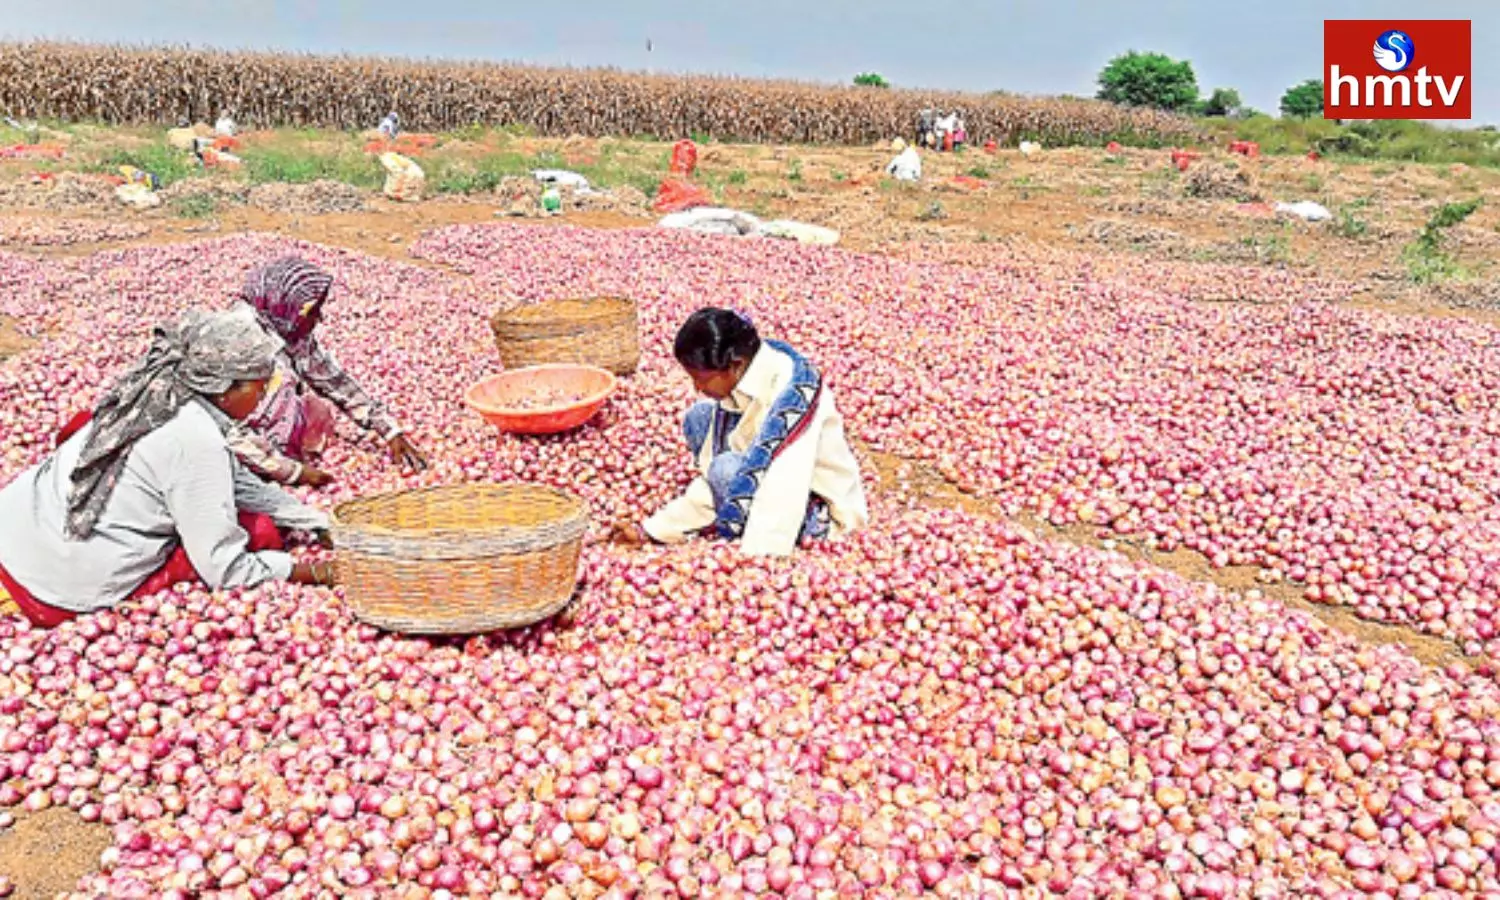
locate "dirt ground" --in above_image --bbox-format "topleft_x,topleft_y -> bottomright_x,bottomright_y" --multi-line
0,139 -> 1493,894
0,808 -> 112,900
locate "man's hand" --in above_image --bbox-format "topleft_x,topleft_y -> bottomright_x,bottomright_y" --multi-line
298,466 -> 335,488
387,434 -> 428,472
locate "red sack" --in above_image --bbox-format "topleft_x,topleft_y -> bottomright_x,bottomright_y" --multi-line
653,179 -> 712,213
983,140 -> 998,154
1170,148 -> 1200,172
670,140 -> 698,177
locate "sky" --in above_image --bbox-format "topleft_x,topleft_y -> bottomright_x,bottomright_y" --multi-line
1,0 -> 1496,125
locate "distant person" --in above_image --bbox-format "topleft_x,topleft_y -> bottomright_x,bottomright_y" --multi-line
614,308 -> 868,556
378,112 -> 400,140
0,308 -> 335,628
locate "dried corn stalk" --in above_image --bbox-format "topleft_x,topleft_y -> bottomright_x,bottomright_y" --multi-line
0,42 -> 1204,147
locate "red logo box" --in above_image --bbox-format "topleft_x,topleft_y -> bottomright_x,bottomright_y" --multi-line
1324,20 -> 1471,119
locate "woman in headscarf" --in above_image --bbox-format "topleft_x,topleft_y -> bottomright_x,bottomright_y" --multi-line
0,307 -> 336,628
226,256 -> 426,487
613,308 -> 868,557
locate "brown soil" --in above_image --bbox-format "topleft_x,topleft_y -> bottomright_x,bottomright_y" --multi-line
0,808 -> 111,900
0,316 -> 30,360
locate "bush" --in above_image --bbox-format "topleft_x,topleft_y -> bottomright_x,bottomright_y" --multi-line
1200,87 -> 1242,117
1096,51 -> 1200,112
853,72 -> 889,89
1280,80 -> 1324,119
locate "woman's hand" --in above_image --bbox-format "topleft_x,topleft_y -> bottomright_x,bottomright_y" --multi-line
291,560 -> 337,586
387,434 -> 428,472
313,529 -> 335,550
298,465 -> 335,488
611,522 -> 651,547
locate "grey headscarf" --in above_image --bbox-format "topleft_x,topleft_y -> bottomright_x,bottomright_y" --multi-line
65,307 -> 282,540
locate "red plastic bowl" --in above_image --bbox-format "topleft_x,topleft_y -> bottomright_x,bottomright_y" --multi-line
465,364 -> 617,435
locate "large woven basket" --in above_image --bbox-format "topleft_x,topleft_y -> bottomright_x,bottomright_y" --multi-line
330,483 -> 588,634
490,297 -> 640,376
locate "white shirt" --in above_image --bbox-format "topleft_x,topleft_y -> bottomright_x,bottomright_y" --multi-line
0,399 -> 329,612
643,344 -> 869,557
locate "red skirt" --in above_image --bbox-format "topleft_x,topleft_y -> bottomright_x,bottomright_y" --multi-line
2,411 -> 288,629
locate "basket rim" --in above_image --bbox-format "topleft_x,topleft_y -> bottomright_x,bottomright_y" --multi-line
464,364 -> 617,418
330,482 -> 588,543
492,296 -> 637,326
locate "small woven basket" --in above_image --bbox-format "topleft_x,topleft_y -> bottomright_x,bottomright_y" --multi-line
490,297 -> 640,376
331,483 -> 588,634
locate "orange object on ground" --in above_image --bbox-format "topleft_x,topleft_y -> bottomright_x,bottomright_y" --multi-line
1106,141 -> 1123,153
0,143 -> 65,160
951,175 -> 985,190
363,133 -> 439,156
670,140 -> 698,176
652,179 -> 713,213
1170,148 -> 1200,171
465,365 -> 617,435
1229,140 -> 1260,158
983,140 -> 998,154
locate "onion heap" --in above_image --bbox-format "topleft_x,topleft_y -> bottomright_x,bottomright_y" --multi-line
0,216 -> 150,248
0,228 -> 1497,897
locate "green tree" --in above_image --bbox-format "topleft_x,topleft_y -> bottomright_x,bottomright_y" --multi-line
1280,80 -> 1325,118
1096,51 -> 1200,112
853,72 -> 889,89
1200,87 -> 1242,117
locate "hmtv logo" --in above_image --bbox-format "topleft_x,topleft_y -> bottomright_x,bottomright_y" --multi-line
1324,20 -> 1471,119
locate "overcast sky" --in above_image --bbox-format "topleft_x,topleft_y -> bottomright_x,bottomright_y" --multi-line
1,0 -> 1495,125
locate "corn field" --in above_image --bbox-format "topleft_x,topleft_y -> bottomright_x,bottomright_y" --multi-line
0,43 -> 1203,148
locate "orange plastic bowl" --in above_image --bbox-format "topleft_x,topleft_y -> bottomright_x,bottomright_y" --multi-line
465,364 -> 617,435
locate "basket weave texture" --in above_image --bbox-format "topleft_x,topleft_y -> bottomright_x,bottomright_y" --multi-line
490,297 -> 640,376
331,483 -> 588,634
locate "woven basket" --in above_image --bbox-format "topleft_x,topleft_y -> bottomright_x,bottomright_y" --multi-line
491,297 -> 640,376
330,483 -> 588,634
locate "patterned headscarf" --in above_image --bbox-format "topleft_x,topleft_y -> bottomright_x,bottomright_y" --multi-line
65,307 -> 282,540
238,256 -> 334,341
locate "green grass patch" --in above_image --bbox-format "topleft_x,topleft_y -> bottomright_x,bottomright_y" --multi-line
1333,198 -> 1371,239
239,143 -> 382,189
424,152 -> 533,194
1203,115 -> 1500,167
1404,197 -> 1484,283
94,144 -> 200,187
169,194 -> 220,218
727,170 -> 748,186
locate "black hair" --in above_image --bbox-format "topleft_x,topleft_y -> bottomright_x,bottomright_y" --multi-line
673,308 -> 761,372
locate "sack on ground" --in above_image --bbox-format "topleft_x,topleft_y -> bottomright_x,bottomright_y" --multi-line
885,146 -> 922,182
380,152 -> 425,202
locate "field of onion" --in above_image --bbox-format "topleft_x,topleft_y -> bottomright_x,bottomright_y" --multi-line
0,43 -> 1200,148
1,227 -> 1499,897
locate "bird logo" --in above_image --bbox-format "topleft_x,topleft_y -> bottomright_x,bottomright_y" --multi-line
1372,29 -> 1414,73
